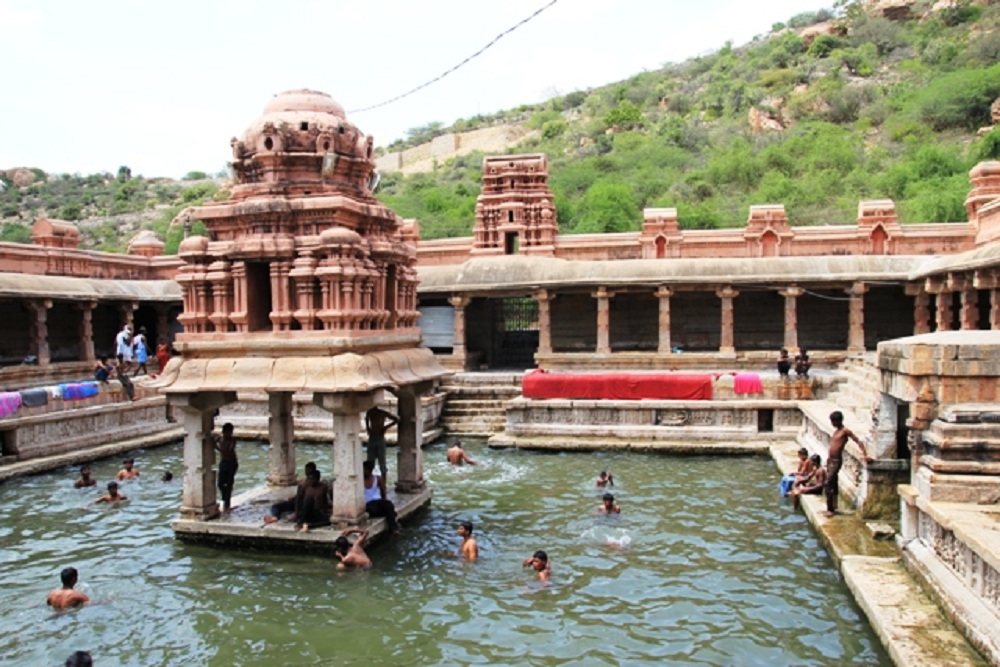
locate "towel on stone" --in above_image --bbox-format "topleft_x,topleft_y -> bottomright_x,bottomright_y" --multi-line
734,372 -> 763,395
0,391 -> 23,418
19,388 -> 48,408
59,382 -> 100,401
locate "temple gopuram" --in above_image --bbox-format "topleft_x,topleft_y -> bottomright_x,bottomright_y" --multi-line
154,89 -> 448,547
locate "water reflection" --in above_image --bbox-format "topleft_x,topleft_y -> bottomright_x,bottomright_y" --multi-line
0,441 -> 888,666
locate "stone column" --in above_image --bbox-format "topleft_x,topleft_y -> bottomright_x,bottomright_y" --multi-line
170,391 -> 236,521
269,261 -> 293,331
935,291 -> 953,332
314,392 -> 378,525
594,286 -> 611,354
448,295 -> 470,367
959,284 -> 979,330
78,301 -> 96,361
395,384 -> 431,493
847,282 -> 868,353
779,286 -> 803,352
267,392 -> 297,486
230,261 -> 248,332
907,285 -> 932,335
717,287 -> 738,355
119,301 -> 138,329
534,290 -> 553,355
656,286 -> 672,354
993,290 -> 1000,330
155,304 -> 170,346
28,299 -> 52,365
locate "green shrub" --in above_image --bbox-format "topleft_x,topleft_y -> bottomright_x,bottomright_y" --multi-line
0,223 -> 31,243
972,128 -> 1000,162
541,119 -> 568,140
912,63 -> 1000,131
572,181 -> 639,233
604,101 -> 644,129
807,34 -> 846,58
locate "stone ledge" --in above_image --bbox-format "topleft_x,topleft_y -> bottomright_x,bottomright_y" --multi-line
843,555 -> 989,667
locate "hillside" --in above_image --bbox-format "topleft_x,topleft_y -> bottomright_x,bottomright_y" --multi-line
2,0 -> 1000,251
376,0 -> 1000,240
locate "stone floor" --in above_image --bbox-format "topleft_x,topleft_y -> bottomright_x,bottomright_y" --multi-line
171,483 -> 432,553
771,441 -> 989,666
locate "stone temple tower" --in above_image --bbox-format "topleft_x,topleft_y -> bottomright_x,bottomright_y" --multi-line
156,89 -> 447,540
471,153 -> 558,257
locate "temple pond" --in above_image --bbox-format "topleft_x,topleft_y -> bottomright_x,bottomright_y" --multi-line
0,441 -> 889,666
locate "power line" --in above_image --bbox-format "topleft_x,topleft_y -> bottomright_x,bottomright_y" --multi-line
348,0 -> 559,114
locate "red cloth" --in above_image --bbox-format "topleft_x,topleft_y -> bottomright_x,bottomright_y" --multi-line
733,372 -> 763,395
522,370 -> 713,400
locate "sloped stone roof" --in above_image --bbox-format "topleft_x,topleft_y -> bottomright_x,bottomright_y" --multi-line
0,273 -> 181,301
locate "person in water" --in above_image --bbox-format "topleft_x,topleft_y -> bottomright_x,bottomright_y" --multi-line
334,528 -> 372,569
213,422 -> 238,512
116,458 -> 140,480
94,481 -> 127,504
74,466 -> 96,488
446,441 -> 477,466
161,470 -> 173,482
789,454 -> 827,510
364,405 -> 398,481
825,411 -> 871,517
596,470 -> 614,487
47,567 -> 90,610
64,651 -> 93,667
457,520 -> 479,561
598,492 -> 621,514
523,550 -> 551,581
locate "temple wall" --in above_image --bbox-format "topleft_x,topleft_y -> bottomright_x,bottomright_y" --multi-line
733,290 -> 786,351
671,292 -> 721,352
551,294 -> 596,352
1,395 -> 174,461
0,242 -> 180,280
609,292 -> 658,352
0,301 -> 31,365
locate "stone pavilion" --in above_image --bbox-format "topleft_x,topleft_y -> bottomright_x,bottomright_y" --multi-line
154,89 -> 448,547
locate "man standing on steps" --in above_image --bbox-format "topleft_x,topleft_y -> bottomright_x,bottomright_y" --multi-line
365,405 -> 398,482
825,411 -> 871,518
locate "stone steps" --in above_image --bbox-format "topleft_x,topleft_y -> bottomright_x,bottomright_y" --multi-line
439,372 -> 524,438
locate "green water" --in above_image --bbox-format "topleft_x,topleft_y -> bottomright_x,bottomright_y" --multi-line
0,441 -> 890,666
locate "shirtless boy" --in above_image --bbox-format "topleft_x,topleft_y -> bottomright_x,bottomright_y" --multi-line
74,466 -> 96,488
598,492 -> 621,514
523,550 -> 551,581
47,567 -> 90,610
596,470 -> 614,487
334,528 -> 372,569
116,458 -> 139,480
457,521 -> 479,561
789,454 -> 827,510
365,406 -> 398,480
94,481 -> 127,504
825,411 -> 871,517
446,441 -> 477,466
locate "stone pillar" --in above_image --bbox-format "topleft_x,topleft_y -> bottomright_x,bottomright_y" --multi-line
28,299 -> 52,365
993,290 -> 1000,330
314,392 -> 379,526
656,286 -> 672,354
907,288 -> 931,336
779,286 -> 803,352
119,301 -> 138,329
267,392 -> 296,486
170,391 -> 236,521
534,290 -> 553,355
395,384 -> 431,493
847,282 -> 868,353
270,260 -> 293,331
155,304 -> 170,346
935,292 -> 953,331
230,261 -> 248,332
959,284 -> 979,330
594,286 -> 611,354
717,287 -> 738,355
448,295 -> 470,366
78,301 -> 96,361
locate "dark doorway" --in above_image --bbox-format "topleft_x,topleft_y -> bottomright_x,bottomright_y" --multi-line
896,403 -> 911,460
758,409 -> 774,433
505,232 -> 519,255
245,262 -> 273,332
492,297 -> 538,369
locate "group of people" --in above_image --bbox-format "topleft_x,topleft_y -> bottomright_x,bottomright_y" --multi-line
780,411 -> 871,517
776,348 -> 811,380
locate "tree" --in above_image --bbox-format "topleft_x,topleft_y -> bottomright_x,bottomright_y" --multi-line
572,181 -> 639,233
117,165 -> 132,182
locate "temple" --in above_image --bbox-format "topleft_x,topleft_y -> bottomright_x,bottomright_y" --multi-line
2,91 -> 1000,662
153,89 -> 448,547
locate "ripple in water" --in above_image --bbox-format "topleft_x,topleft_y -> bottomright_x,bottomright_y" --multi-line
0,440 -> 889,666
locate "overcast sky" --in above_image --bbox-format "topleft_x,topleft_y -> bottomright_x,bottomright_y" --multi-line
1,0 -> 829,179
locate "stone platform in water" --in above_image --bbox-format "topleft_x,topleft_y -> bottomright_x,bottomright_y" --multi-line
172,484 -> 432,554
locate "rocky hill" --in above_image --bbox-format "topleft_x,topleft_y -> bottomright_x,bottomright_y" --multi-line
3,0 -> 1000,250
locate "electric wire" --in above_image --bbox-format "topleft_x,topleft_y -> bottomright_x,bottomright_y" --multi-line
348,0 -> 559,114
